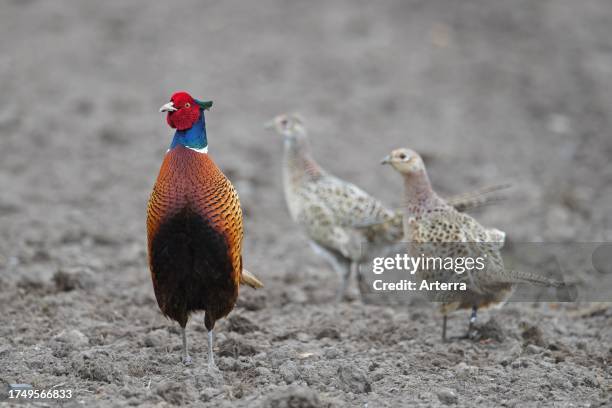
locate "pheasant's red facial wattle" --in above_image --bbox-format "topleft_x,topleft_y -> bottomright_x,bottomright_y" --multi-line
166,92 -> 201,131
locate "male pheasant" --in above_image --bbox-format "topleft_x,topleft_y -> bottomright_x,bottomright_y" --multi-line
382,147 -> 566,341
147,91 -> 262,367
268,114 -> 506,302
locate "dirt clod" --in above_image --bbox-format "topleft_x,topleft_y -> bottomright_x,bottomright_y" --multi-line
52,268 -> 95,292
337,363 -> 371,394
218,334 -> 259,358
226,314 -> 260,334
72,353 -> 122,384
278,360 -> 301,384
143,329 -> 168,348
437,388 -> 458,405
520,322 -> 546,347
473,317 -> 505,342
264,386 -> 324,408
54,329 -> 89,348
315,327 -> 341,340
155,381 -> 186,405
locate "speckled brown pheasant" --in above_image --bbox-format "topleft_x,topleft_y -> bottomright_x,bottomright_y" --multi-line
382,147 -> 566,341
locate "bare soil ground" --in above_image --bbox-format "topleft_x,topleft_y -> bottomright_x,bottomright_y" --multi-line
0,0 -> 611,406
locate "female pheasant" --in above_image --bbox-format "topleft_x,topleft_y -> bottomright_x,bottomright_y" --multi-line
147,91 -> 262,367
268,114 -> 507,302
382,148 -> 566,341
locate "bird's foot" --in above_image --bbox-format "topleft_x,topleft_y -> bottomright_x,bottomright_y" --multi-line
467,328 -> 480,341
183,355 -> 193,366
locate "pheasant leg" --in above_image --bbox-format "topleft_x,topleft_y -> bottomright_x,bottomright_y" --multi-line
354,261 -> 370,302
442,315 -> 448,342
181,327 -> 192,365
207,330 -> 217,369
335,262 -> 352,303
467,306 -> 478,339
446,306 -> 479,341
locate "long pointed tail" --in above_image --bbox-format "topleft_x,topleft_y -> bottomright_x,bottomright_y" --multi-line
240,268 -> 264,289
447,183 -> 511,212
499,269 -> 565,287
498,269 -> 576,301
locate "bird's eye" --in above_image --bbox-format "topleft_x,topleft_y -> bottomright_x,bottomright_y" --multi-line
280,119 -> 288,126
399,153 -> 407,160
184,102 -> 191,108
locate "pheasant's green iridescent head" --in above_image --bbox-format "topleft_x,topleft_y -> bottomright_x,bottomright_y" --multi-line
381,148 -> 426,175
160,91 -> 213,152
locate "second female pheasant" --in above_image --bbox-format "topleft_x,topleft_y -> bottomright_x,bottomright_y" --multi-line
147,92 -> 262,368
382,148 -> 566,341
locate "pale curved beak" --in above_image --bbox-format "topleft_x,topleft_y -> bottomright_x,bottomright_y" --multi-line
159,102 -> 177,113
381,155 -> 391,165
263,120 -> 275,130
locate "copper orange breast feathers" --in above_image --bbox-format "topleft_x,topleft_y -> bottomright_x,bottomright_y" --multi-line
147,146 -> 244,288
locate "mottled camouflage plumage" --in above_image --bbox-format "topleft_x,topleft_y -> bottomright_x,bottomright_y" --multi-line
274,115 -> 393,299
270,114 -> 508,301
383,147 -> 565,340
284,150 -> 395,262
